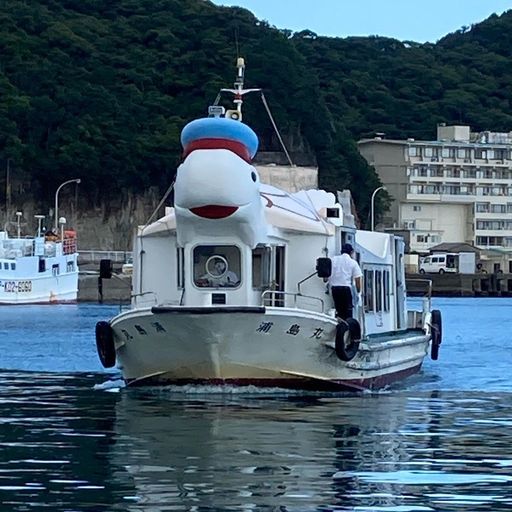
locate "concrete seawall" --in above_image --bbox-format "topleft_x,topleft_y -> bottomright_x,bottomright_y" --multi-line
78,272 -> 512,304
78,274 -> 131,303
407,273 -> 512,297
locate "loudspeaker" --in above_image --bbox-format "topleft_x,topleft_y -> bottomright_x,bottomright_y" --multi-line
316,257 -> 332,278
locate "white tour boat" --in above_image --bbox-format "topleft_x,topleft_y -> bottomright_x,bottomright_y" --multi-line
95,59 -> 442,390
0,214 -> 79,304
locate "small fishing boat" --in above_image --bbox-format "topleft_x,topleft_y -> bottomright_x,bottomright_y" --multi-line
0,213 -> 78,304
95,59 -> 442,390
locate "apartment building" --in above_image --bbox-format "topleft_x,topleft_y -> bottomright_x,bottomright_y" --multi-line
358,125 -> 512,256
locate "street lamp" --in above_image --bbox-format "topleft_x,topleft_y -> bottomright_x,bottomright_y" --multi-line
54,178 -> 81,232
371,186 -> 387,231
15,211 -> 22,238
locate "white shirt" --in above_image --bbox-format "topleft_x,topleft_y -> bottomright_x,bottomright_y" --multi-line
329,253 -> 362,287
208,270 -> 239,287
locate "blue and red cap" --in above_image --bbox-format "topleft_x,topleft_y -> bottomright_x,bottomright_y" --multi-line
181,117 -> 259,163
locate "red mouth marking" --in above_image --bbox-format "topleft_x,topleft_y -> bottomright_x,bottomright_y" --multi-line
190,205 -> 239,219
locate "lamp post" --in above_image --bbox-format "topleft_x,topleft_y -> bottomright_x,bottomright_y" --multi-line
15,211 -> 22,238
54,178 -> 81,232
370,186 -> 386,231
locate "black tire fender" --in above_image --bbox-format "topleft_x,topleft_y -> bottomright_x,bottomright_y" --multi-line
96,321 -> 116,368
335,318 -> 361,362
430,309 -> 442,361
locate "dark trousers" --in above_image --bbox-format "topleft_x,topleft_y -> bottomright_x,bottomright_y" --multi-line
331,286 -> 353,320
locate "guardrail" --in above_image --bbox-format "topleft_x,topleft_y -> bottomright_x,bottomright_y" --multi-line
78,250 -> 132,264
405,277 -> 432,299
261,290 -> 324,313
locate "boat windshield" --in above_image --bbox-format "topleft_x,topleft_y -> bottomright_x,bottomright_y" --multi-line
193,245 -> 241,288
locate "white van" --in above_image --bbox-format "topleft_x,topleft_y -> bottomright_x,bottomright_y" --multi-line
419,254 -> 457,274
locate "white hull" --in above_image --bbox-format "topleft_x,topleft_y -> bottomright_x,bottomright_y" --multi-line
0,272 -> 78,304
111,306 -> 429,390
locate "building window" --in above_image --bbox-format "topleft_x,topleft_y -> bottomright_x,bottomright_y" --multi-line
413,205 -> 422,212
408,146 -> 418,157
457,148 -> 467,159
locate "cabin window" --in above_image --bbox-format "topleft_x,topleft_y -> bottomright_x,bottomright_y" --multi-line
252,246 -> 271,290
383,270 -> 390,312
66,261 -> 74,272
364,269 -> 373,313
52,264 -> 60,276
193,245 -> 241,288
177,248 -> 185,289
3,262 -> 8,270
10,263 -> 16,271
375,270 -> 382,312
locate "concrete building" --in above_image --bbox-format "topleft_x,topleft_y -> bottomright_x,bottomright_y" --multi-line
358,125 -> 512,265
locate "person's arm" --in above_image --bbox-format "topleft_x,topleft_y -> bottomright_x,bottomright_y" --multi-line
352,262 -> 363,293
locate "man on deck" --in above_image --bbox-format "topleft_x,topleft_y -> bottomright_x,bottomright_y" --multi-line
329,243 -> 362,320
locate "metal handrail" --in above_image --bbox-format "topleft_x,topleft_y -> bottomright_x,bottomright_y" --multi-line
261,290 -> 324,312
132,290 -> 157,307
405,277 -> 432,326
78,250 -> 132,263
405,277 -> 433,299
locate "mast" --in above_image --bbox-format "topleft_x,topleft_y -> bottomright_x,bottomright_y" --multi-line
212,58 -> 294,166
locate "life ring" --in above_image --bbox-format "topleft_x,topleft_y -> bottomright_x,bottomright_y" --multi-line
430,309 -> 442,361
95,321 -> 116,368
335,318 -> 361,361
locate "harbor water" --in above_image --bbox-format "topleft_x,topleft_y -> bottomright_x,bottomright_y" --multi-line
0,298 -> 511,511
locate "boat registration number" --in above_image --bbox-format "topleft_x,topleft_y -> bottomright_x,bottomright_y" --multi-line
2,280 -> 32,293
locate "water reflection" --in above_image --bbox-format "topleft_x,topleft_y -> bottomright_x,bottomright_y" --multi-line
1,373 -> 512,511
111,389 -> 512,511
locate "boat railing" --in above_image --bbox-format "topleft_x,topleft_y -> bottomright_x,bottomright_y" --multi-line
62,237 -> 77,255
261,290 -> 325,313
132,291 -> 157,308
405,277 -> 432,328
406,277 -> 433,299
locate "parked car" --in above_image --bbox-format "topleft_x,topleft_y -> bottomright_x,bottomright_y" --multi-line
419,254 -> 456,274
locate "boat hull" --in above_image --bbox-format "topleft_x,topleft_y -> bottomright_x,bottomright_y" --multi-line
0,272 -> 78,305
110,306 -> 430,390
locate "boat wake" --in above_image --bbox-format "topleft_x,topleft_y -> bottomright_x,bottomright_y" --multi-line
93,378 -> 125,392
130,383 -> 358,397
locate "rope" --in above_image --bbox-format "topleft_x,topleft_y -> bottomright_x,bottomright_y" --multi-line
260,92 -> 294,167
142,177 -> 176,231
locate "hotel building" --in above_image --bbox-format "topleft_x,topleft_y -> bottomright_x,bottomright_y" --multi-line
358,125 -> 512,258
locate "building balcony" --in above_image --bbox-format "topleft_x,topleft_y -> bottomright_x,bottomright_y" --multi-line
475,212 -> 512,219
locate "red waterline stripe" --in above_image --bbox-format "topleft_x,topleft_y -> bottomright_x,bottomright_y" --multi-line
126,364 -> 423,390
183,138 -> 252,163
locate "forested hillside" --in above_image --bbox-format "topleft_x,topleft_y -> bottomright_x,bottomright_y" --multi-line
0,0 -> 511,221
